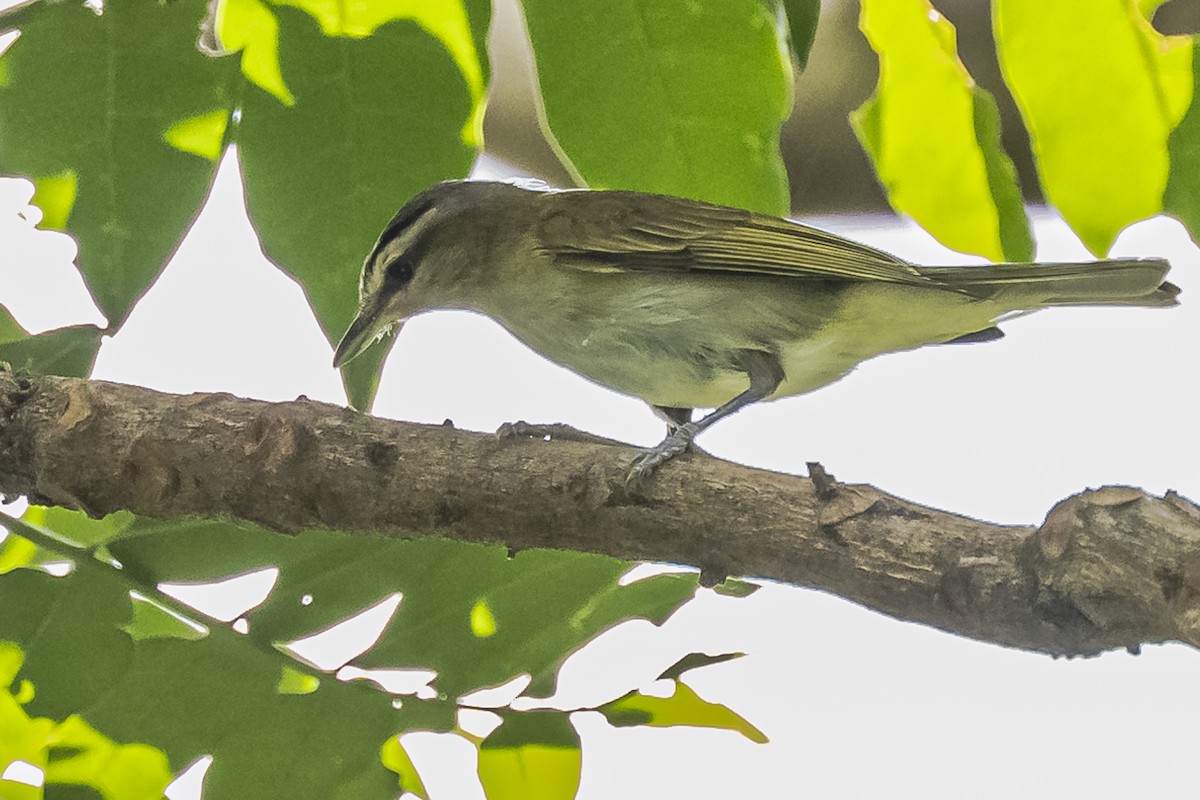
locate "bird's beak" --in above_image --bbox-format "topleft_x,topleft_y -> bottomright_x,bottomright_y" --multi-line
333,307 -> 382,368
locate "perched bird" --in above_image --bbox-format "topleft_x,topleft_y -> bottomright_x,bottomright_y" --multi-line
334,181 -> 1178,482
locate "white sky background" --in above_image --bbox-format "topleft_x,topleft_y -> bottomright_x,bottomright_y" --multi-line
3,146 -> 1198,798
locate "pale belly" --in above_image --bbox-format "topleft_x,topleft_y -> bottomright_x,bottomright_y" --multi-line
483,277 -> 1011,410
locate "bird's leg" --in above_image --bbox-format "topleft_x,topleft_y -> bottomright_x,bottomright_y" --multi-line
652,405 -> 724,459
628,350 -> 783,486
651,405 -> 694,433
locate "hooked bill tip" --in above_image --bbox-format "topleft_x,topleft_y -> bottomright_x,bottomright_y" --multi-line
333,314 -> 372,368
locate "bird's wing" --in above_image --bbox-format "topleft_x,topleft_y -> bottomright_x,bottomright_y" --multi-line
534,189 -> 932,285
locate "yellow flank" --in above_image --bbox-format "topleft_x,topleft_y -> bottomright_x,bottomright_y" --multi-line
774,283 -> 1003,399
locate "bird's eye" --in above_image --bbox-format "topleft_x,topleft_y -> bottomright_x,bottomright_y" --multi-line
385,259 -> 414,287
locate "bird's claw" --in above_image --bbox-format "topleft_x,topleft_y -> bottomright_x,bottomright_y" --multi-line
625,422 -> 698,488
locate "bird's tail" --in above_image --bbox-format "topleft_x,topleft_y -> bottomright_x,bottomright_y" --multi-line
918,258 -> 1179,308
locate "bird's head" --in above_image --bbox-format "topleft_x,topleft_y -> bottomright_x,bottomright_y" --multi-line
333,180 -> 530,367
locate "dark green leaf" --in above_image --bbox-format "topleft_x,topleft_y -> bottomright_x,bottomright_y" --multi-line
973,87 -> 1033,262
520,0 -> 792,214
0,0 -> 238,327
393,697 -> 458,733
109,523 -> 699,701
0,305 -> 101,378
235,7 -> 480,411
1164,43 -> 1200,239
779,0 -> 821,70
85,635 -> 398,800
0,568 -> 132,721
657,651 -> 745,682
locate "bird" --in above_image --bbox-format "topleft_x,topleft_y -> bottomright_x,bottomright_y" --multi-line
333,180 -> 1178,483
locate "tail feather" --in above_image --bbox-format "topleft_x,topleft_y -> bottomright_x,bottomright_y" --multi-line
918,258 -> 1179,308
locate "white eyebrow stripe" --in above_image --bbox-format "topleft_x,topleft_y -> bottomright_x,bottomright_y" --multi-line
382,204 -> 439,253
362,204 -> 440,297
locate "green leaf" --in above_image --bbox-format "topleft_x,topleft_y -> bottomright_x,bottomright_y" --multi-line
712,577 -> 760,598
0,533 -> 39,574
29,169 -> 77,230
599,681 -> 767,743
393,697 -> 458,733
0,305 -> 101,378
381,736 -> 429,800
779,0 -> 821,70
520,0 -> 793,214
852,0 -> 1031,262
0,307 -> 21,341
657,651 -> 745,682
1164,41 -> 1200,238
994,0 -> 1193,255
22,507 -> 136,549
275,665 -> 320,695
43,714 -> 174,800
1,646 -> 57,800
478,711 -> 581,800
0,567 -> 402,799
972,87 -> 1033,262
124,595 -> 207,643
277,0 -> 488,144
235,7 -> 481,411
108,524 -> 699,700
86,635 -> 401,800
0,641 -> 22,686
163,110 -> 231,161
0,567 -> 133,722
0,0 -> 238,328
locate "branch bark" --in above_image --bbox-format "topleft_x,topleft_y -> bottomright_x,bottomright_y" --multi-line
2,371 -> 1198,657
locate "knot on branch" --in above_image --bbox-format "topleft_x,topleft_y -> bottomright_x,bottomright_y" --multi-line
1032,487 -> 1200,653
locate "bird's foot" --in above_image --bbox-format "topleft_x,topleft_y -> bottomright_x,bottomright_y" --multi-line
626,422 -> 699,488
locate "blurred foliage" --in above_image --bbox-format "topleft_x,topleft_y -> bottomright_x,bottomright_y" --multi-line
0,0 -> 1197,797
0,510 -> 760,799
1,641 -> 174,800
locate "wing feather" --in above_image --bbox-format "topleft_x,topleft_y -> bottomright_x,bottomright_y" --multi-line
534,189 -> 930,286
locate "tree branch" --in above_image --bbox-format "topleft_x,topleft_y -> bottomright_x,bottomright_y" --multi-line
2,372 -> 1198,657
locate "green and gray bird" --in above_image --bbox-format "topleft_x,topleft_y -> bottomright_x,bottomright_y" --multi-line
334,181 -> 1178,481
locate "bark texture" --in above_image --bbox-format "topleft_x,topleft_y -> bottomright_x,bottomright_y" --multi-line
2,371 -> 1198,657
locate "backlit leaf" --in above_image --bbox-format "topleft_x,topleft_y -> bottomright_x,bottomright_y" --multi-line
478,711 -> 580,800
852,0 -> 1031,262
994,0 -> 1193,254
